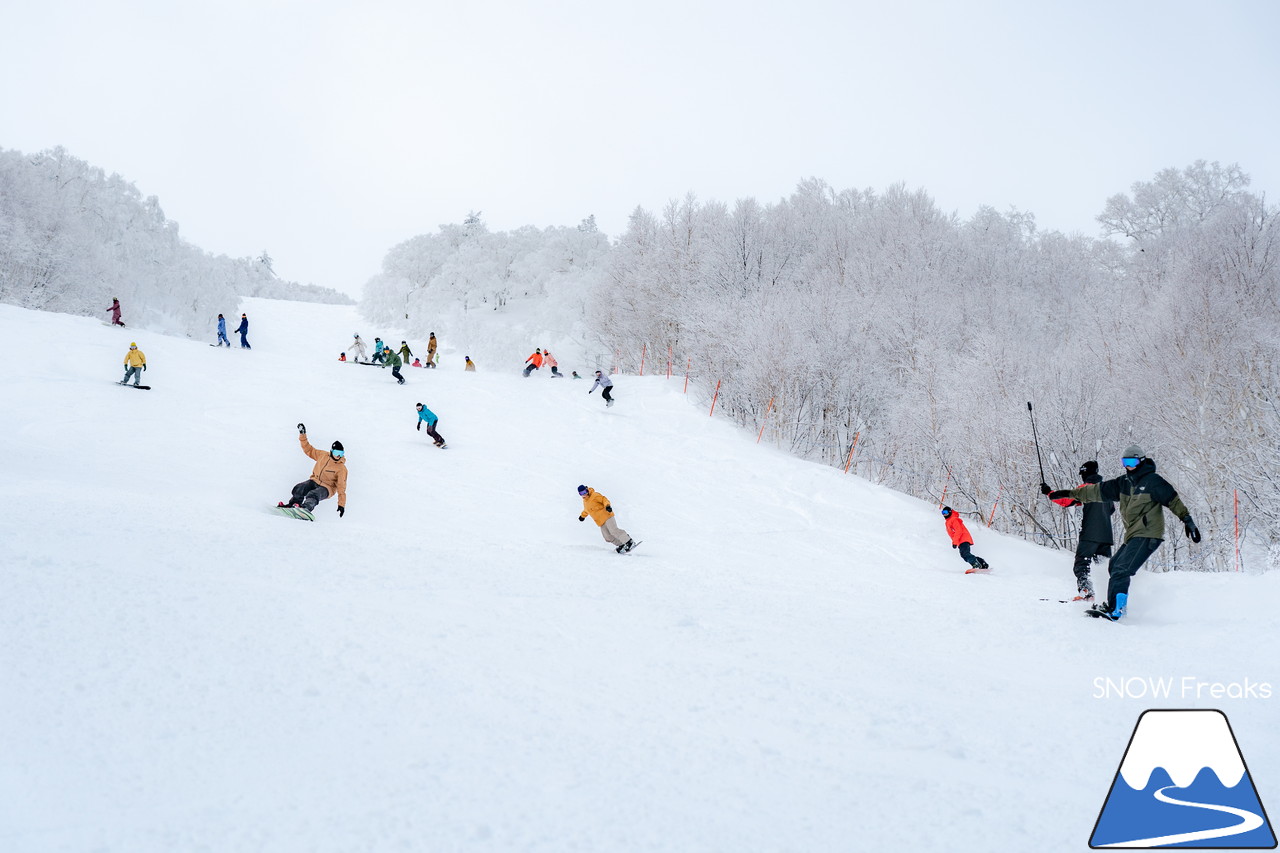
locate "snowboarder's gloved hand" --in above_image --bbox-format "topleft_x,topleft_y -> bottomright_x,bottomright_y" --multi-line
1039,482 -> 1052,495
297,423 -> 306,434
578,515 -> 585,522
337,505 -> 345,518
605,505 -> 612,512
1047,490 -> 1070,501
952,544 -> 957,549
416,421 -> 421,431
1183,517 -> 1201,543
142,364 -> 147,371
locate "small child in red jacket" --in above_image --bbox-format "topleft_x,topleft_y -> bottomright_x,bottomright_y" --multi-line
942,506 -> 989,573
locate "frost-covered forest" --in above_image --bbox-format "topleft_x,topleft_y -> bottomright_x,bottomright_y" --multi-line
0,147 -> 352,337
361,162 -> 1280,572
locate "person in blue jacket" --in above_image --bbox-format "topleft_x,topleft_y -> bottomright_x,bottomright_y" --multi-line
415,402 -> 447,448
235,313 -> 251,348
215,313 -> 230,347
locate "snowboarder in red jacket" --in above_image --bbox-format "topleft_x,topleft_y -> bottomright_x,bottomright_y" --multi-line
942,506 -> 989,572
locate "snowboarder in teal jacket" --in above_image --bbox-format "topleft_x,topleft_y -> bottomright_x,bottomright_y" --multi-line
415,403 -> 446,448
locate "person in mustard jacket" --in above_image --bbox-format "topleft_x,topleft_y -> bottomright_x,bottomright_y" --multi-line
941,506 -> 988,572
278,423 -> 348,516
119,342 -> 146,386
577,484 -> 634,553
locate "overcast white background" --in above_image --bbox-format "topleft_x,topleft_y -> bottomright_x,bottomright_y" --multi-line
2,0 -> 1277,297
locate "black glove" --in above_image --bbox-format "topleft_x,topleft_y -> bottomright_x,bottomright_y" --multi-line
416,421 -> 421,431
578,515 -> 585,522
142,364 -> 147,371
605,505 -> 612,512
297,423 -> 306,434
1183,517 -> 1201,543
1039,482 -> 1052,495
952,544 -> 957,549
1048,490 -> 1070,501
337,505 -> 345,518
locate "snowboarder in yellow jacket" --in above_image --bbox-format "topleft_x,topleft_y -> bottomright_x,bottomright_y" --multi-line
278,423 -> 348,516
119,343 -> 146,386
577,484 -> 635,553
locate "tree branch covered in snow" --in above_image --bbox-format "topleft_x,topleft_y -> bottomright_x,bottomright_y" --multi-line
0,147 -> 351,337
592,167 -> 1280,572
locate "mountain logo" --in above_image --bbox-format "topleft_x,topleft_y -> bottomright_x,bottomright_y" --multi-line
1090,709 -> 1276,848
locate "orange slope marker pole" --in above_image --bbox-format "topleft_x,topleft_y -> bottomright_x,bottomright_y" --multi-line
843,432 -> 861,474
756,397 -> 775,443
709,379 -> 721,416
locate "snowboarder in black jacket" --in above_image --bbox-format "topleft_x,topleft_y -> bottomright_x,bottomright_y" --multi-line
1042,444 -> 1200,621
1045,460 -> 1114,602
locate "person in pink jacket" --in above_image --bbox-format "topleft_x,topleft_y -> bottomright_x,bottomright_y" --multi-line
107,298 -> 125,327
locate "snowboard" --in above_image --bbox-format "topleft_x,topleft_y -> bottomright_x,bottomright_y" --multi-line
1085,607 -> 1121,621
116,382 -> 151,390
274,505 -> 315,521
619,540 -> 643,554
964,566 -> 990,574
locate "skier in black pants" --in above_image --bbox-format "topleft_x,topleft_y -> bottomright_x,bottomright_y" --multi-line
1045,460 -> 1114,602
1042,444 -> 1200,621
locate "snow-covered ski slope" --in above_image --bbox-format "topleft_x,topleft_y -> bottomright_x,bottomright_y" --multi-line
3,298 -> 1279,852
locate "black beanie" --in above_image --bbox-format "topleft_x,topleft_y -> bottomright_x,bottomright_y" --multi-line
331,440 -> 344,451
1080,460 -> 1099,476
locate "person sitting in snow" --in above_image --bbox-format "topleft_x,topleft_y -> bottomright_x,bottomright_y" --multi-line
278,423 -> 347,517
941,506 -> 988,573
577,484 -> 635,553
412,357 -> 422,368
339,352 -> 347,362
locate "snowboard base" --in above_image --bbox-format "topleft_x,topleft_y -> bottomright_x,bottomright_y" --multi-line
274,505 -> 315,521
116,382 -> 151,390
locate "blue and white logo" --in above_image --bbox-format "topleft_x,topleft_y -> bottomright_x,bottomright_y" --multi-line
1091,709 -> 1276,848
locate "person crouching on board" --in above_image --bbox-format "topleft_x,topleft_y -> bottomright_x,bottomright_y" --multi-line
278,423 -> 347,517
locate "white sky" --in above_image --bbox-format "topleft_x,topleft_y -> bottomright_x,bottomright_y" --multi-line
3,0 -> 1277,297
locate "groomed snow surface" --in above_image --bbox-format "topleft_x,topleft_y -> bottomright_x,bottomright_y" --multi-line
3,298 -> 1279,852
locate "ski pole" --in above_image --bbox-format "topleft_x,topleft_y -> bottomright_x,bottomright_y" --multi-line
1028,401 -> 1046,484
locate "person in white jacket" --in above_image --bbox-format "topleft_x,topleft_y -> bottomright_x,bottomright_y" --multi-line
588,370 -> 614,407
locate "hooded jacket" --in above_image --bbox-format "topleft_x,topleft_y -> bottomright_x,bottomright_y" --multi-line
944,512 -> 973,546
1062,459 -> 1188,542
526,351 -> 543,368
578,488 -> 614,526
300,434 -> 348,507
124,347 -> 146,367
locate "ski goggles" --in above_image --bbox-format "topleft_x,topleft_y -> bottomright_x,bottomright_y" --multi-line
940,508 -> 951,517
331,449 -> 345,458
1121,457 -> 1140,468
